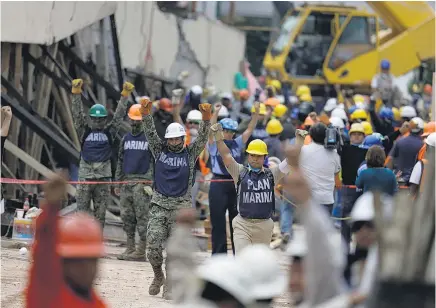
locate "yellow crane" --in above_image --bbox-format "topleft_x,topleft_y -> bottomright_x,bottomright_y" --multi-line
263,1 -> 435,95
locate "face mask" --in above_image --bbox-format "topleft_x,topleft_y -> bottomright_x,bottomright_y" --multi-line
248,163 -> 261,172
168,141 -> 184,153
131,122 -> 142,136
90,117 -> 106,130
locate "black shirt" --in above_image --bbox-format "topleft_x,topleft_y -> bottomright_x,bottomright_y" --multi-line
340,144 -> 368,185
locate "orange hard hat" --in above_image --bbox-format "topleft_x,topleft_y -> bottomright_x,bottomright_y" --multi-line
128,104 -> 143,121
264,97 -> 280,108
423,84 -> 432,95
57,213 -> 105,258
304,116 -> 314,126
422,121 -> 436,137
239,89 -> 249,100
159,98 -> 173,113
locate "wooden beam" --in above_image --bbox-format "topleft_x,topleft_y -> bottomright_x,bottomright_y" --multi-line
14,43 -> 23,94
1,42 -> 11,93
1,162 -> 26,194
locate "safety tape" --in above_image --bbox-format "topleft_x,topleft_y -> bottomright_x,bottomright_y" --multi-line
0,177 -> 409,189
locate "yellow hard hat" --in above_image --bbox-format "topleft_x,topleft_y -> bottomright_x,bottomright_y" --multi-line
246,139 -> 268,155
353,94 -> 365,104
349,123 -> 365,135
350,109 -> 368,121
296,85 -> 310,98
273,104 -> 288,118
391,107 -> 401,122
361,121 -> 373,135
270,79 -> 282,91
266,119 -> 284,135
299,93 -> 312,102
251,103 -> 267,115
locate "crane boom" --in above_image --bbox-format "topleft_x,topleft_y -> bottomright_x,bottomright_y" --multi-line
367,1 -> 434,34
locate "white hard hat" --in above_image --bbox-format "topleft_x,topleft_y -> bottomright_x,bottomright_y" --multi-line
290,96 -> 299,104
350,192 -> 393,223
324,98 -> 338,112
197,255 -> 253,305
425,132 -> 436,147
186,110 -> 202,122
220,92 -> 232,100
410,117 -> 424,132
331,108 -> 348,121
286,228 -> 307,257
191,85 -> 203,96
329,116 -> 345,129
400,106 -> 417,118
237,244 -> 287,300
218,105 -> 229,117
164,122 -> 186,139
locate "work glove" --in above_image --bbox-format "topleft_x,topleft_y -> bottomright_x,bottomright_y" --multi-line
121,82 -> 135,97
71,79 -> 83,94
139,96 -> 152,116
172,88 -> 183,105
199,103 -> 212,121
210,123 -> 224,142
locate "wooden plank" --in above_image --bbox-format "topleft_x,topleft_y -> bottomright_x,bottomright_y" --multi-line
14,43 -> 23,94
1,162 -> 26,193
1,42 -> 11,94
28,43 -> 58,181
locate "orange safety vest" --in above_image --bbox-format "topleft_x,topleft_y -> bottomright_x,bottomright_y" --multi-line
184,128 -> 210,176
417,144 -> 426,161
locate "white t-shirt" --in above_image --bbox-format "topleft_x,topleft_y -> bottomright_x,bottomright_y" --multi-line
299,143 -> 341,204
409,161 -> 423,185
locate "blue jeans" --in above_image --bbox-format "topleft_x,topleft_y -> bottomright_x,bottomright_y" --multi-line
280,198 -> 293,235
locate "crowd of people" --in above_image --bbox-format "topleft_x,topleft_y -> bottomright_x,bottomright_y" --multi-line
22,58 -> 435,307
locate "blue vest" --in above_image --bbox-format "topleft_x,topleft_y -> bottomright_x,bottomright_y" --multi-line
122,133 -> 151,175
154,148 -> 190,197
238,168 -> 275,219
215,139 -> 243,177
81,130 -> 112,163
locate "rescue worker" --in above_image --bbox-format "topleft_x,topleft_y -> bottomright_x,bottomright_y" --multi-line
139,97 -> 211,299
350,109 -> 368,124
238,103 -> 268,143
371,59 -> 396,107
323,98 -> 344,116
71,79 -> 134,227
331,108 -> 349,129
153,97 -> 177,139
296,85 -> 311,101
284,144 -> 346,307
208,103 -> 260,255
416,84 -> 432,120
209,124 -> 291,253
409,132 -> 436,197
26,176 -> 107,308
265,119 -> 285,160
387,117 -> 424,184
115,104 -> 153,261
368,101 -> 395,138
298,101 -> 315,123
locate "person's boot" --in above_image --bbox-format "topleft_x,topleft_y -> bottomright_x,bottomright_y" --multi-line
117,236 -> 136,260
124,239 -> 147,261
149,265 -> 164,295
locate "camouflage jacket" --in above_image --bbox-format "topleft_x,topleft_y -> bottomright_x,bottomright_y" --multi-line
115,132 -> 154,184
72,94 -> 128,180
142,114 -> 210,210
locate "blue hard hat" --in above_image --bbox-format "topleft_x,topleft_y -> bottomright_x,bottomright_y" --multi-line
348,105 -> 358,115
380,59 -> 390,70
291,107 -> 299,119
360,133 -> 384,149
379,106 -> 394,121
219,118 -> 238,131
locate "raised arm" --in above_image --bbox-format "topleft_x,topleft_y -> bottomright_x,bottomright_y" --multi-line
189,103 -> 212,157
1,106 -> 13,137
210,123 -> 237,170
26,177 -> 66,308
208,103 -> 222,144
172,88 -> 184,125
241,101 -> 260,144
108,82 -> 134,139
140,97 -> 164,157
71,79 -> 88,139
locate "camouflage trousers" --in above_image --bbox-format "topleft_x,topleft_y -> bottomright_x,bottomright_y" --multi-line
146,203 -> 177,267
120,183 -> 151,241
76,179 -> 111,228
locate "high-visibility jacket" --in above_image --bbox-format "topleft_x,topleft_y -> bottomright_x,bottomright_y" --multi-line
185,128 -> 210,176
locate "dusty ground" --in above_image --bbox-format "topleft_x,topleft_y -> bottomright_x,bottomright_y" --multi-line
1,241 -> 292,308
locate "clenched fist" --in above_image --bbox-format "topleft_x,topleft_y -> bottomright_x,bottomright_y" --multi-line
121,82 -> 135,97
71,79 -> 83,94
139,96 -> 152,115
210,123 -> 224,142
252,101 -> 260,115
199,103 -> 212,121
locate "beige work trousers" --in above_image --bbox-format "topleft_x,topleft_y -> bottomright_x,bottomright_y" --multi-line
232,214 -> 274,254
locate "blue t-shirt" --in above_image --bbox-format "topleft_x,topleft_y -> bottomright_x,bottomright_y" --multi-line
355,167 -> 398,196
389,134 -> 423,182
208,135 -> 244,175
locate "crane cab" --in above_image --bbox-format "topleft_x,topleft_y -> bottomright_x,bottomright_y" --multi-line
263,5 -> 378,95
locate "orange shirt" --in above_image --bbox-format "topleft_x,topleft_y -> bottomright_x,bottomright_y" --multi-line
26,204 -> 107,308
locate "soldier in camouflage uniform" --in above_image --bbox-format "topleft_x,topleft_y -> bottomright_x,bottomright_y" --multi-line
115,104 -> 153,261
139,97 -> 211,299
71,79 -> 135,228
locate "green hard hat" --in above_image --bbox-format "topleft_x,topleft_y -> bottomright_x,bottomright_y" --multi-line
89,104 -> 108,117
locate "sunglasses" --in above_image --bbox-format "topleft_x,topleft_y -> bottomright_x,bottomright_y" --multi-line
188,121 -> 200,125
